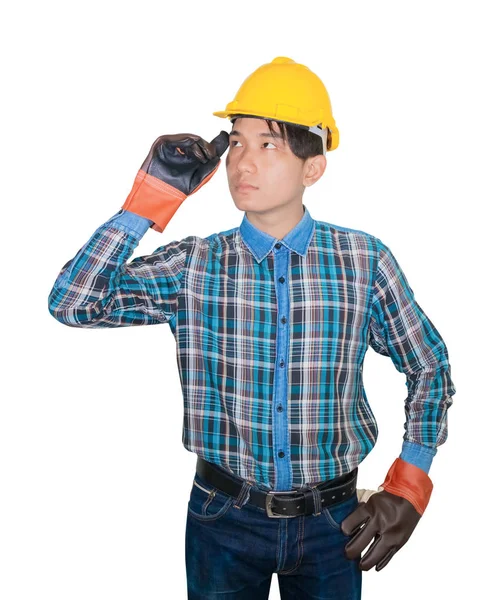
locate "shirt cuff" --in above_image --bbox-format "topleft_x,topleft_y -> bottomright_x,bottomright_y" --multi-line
399,441 -> 437,475
104,209 -> 153,239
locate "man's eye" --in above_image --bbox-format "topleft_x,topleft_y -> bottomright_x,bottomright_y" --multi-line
230,141 -> 276,148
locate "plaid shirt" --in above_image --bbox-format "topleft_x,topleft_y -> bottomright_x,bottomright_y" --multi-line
48,205 -> 456,491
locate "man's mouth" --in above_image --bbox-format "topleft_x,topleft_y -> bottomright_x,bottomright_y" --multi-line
236,182 -> 258,191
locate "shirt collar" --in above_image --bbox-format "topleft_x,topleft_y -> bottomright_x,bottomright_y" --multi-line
239,204 -> 315,263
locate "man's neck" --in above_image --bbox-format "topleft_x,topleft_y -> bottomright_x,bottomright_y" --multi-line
245,203 -> 305,240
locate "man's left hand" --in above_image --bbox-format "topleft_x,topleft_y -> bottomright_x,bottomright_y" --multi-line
341,457 -> 434,572
341,488 -> 421,571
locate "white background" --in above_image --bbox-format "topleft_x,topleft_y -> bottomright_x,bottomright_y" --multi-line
1,1 -> 500,598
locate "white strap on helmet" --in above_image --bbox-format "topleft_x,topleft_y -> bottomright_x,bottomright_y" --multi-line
308,124 -> 328,155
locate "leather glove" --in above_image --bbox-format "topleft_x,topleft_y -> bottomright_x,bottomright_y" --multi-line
341,458 -> 433,572
122,131 -> 229,233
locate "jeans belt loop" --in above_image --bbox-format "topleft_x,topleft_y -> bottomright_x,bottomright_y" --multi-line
234,480 -> 253,509
302,484 -> 323,517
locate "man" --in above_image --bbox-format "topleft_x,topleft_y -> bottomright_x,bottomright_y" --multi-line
48,57 -> 456,600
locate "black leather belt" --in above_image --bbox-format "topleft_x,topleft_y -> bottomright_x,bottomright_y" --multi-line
196,456 -> 358,518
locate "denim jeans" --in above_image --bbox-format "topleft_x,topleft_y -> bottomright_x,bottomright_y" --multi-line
185,469 -> 362,599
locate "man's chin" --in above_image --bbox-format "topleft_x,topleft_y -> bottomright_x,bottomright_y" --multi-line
230,195 -> 260,212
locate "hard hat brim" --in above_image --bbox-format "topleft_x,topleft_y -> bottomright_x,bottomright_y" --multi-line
213,109 -> 339,151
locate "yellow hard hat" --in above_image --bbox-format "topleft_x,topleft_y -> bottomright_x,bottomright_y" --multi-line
213,56 -> 339,153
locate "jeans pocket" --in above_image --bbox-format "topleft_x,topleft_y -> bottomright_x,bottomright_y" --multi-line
187,472 -> 234,522
322,493 -> 359,533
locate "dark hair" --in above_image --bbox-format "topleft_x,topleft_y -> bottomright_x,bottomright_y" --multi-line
232,114 -> 324,161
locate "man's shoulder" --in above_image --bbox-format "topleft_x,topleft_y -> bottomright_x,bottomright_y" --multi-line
314,219 -> 381,246
203,226 -> 239,244
176,227 -> 239,251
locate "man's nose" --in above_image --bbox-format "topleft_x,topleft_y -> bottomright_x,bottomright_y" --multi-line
235,149 -> 257,173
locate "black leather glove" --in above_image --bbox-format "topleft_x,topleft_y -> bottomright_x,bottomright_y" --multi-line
122,131 -> 229,232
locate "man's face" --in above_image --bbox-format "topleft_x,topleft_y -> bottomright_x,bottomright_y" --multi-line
225,117 -> 310,215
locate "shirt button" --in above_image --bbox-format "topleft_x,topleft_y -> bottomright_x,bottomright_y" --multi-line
275,243 -> 281,249
279,276 -> 285,283
278,451 -> 285,458
281,316 -> 287,324
280,360 -> 285,367
277,405 -> 283,412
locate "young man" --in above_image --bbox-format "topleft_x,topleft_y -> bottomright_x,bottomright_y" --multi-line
48,57 -> 456,600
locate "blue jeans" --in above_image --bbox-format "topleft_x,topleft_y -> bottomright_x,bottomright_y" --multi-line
185,470 -> 362,599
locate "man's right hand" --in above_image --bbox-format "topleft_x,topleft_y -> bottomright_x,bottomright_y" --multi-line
122,131 -> 229,233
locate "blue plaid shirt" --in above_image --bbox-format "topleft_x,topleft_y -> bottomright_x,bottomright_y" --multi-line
48,205 -> 456,491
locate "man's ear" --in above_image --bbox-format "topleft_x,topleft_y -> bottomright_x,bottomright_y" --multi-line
303,155 -> 327,187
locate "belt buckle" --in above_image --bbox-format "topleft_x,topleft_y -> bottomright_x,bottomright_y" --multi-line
265,490 -> 300,518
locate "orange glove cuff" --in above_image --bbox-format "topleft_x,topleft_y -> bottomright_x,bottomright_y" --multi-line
121,162 -> 221,233
121,169 -> 187,233
380,457 -> 433,516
